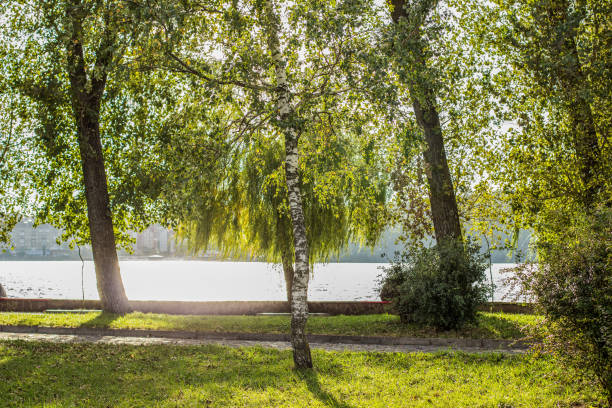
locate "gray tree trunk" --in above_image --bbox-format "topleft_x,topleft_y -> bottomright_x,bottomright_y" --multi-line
281,249 -> 294,304
412,95 -> 463,243
66,4 -> 131,314
265,0 -> 313,369
0,283 -> 6,298
391,0 -> 463,244
559,38 -> 602,208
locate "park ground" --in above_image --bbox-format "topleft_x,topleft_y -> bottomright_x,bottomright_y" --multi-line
0,311 -> 538,339
0,311 -> 606,407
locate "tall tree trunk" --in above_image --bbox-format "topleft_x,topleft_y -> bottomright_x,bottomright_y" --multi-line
265,0 -> 313,369
390,0 -> 463,244
570,101 -> 601,207
0,283 -> 6,298
560,37 -> 602,207
74,109 -> 131,313
66,4 -> 131,314
412,95 -> 463,243
283,128 -> 313,369
281,247 -> 294,304
275,211 -> 294,303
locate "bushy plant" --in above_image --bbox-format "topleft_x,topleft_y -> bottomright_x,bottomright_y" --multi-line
506,207 -> 611,406
380,239 -> 490,330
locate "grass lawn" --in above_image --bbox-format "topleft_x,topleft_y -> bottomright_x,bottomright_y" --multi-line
0,311 -> 540,339
0,340 -> 603,407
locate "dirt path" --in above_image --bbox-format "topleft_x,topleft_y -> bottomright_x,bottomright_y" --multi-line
0,331 -> 526,354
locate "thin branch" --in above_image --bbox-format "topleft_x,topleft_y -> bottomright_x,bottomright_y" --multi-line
0,94 -> 15,165
165,51 -> 273,92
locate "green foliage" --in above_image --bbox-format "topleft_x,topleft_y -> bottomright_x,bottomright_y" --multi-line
508,207 -> 612,403
0,84 -> 31,247
381,239 -> 491,330
365,0 -> 518,247
153,0 -> 392,264
460,0 -> 612,236
0,0 -> 170,249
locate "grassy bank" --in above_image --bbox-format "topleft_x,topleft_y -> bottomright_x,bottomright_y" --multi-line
0,311 -> 539,339
0,340 -> 602,407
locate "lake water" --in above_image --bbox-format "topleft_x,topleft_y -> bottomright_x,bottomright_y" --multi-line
0,261 -> 517,301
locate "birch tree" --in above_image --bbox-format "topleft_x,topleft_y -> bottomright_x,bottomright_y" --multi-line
260,0 -> 313,367
146,0 -> 388,368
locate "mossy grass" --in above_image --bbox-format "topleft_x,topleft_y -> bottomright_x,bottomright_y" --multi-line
0,311 -> 540,340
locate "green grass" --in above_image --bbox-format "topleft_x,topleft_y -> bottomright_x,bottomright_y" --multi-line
0,340 -> 603,407
0,311 -> 539,339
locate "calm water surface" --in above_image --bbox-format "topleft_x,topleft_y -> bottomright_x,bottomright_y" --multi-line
0,261 -> 516,301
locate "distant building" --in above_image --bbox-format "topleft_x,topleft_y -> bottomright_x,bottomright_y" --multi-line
2,220 -> 176,258
134,224 -> 175,255
7,219 -> 73,257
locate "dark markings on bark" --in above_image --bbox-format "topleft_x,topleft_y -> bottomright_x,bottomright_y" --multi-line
283,130 -> 313,369
263,0 -> 312,368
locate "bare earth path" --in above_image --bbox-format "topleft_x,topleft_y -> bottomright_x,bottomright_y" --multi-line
0,331 -> 525,354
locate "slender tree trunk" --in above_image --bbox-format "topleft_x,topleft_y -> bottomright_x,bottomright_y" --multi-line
281,248 -> 294,304
66,4 -> 131,314
390,0 -> 463,244
283,128 -> 313,369
275,211 -> 294,303
265,0 -> 313,369
0,283 -> 6,298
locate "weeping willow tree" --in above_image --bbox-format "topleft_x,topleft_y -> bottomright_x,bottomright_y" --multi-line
160,91 -> 389,369
170,112 -> 389,301
147,0 -> 390,368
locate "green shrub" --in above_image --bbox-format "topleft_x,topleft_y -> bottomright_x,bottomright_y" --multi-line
509,207 -> 611,405
380,238 -> 490,330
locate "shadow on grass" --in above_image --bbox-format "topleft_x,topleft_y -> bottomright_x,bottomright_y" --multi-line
0,341 -> 353,407
300,370 -> 356,408
79,312 -> 122,329
393,313 -> 530,340
0,340 -> 598,407
41,310 -> 531,340
472,313 -> 528,339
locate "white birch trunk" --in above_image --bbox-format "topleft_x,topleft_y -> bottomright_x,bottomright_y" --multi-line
264,0 -> 313,369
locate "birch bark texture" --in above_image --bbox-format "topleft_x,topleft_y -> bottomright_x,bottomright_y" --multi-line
264,0 -> 313,369
65,2 -> 131,314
